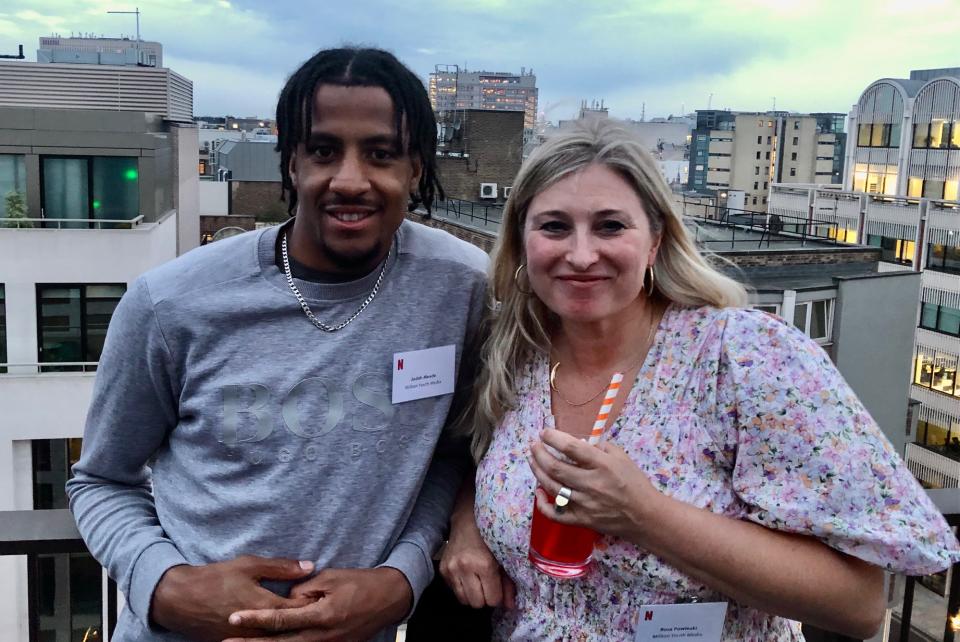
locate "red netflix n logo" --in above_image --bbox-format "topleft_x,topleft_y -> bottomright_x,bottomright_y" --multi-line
397,359 -> 404,371
644,610 -> 654,621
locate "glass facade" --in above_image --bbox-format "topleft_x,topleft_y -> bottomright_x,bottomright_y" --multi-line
32,438 -> 103,642
920,301 -> 960,336
36,284 -> 125,370
866,234 -> 915,265
914,349 -> 958,397
42,156 -> 139,227
926,244 -> 960,274
0,154 -> 27,218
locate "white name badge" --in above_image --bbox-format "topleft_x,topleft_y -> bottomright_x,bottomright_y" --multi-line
634,602 -> 727,642
392,345 -> 456,404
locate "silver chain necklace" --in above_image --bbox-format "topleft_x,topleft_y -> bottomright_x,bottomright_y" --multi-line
281,231 -> 391,332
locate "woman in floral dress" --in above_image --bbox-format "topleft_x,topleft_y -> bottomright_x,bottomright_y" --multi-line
440,117 -> 960,641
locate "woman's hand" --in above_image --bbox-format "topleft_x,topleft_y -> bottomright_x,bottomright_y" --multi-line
528,428 -> 665,540
439,480 -> 516,610
530,430 -> 885,639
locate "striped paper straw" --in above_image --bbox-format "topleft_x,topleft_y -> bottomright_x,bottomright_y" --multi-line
588,372 -> 624,446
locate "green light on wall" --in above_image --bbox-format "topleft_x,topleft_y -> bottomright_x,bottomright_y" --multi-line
124,168 -> 139,181
92,200 -> 101,210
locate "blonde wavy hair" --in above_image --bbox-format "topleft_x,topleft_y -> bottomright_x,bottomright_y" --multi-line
463,117 -> 748,461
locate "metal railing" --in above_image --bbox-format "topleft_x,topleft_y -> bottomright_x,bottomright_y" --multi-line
0,491 -> 957,642
681,198 -> 849,250
0,362 -> 99,374
0,509 -> 117,642
898,488 -> 960,642
0,215 -> 144,230
431,197 -> 503,230
906,443 -> 960,489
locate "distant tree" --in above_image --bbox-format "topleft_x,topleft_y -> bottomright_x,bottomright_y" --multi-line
1,191 -> 32,228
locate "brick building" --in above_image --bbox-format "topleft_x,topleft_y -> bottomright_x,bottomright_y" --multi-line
436,109 -> 524,203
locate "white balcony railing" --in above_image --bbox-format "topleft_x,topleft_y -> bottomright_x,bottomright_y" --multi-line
905,442 -> 960,489
0,215 -> 144,230
0,362 -> 98,374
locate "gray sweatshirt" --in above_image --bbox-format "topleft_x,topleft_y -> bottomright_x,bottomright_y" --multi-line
66,220 -> 488,641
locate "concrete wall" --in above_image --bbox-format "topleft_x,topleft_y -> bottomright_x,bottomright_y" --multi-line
722,248 -> 882,268
436,109 -> 524,203
174,125 -> 200,253
833,271 -> 922,453
199,181 -> 229,215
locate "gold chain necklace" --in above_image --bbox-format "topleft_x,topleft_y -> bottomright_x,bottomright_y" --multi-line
550,304 -> 662,407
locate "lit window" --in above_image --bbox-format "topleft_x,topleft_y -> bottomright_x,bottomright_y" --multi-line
908,177 -> 924,197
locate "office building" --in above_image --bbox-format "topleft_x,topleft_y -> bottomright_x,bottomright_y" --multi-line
428,66 -> 538,131
37,35 -> 163,68
845,68 -> 960,199
0,57 -> 198,641
689,110 -> 844,209
768,69 -> 960,488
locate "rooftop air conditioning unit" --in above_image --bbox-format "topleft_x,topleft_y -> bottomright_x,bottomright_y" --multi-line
502,186 -> 513,199
480,182 -> 498,199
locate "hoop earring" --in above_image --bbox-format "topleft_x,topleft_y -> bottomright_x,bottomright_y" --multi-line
514,264 -> 532,295
645,265 -> 656,297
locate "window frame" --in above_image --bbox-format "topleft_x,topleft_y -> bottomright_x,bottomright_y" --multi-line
35,283 -> 126,370
39,155 -> 140,227
793,299 -> 834,343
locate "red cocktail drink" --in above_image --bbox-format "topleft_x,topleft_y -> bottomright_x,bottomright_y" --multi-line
528,492 -> 599,578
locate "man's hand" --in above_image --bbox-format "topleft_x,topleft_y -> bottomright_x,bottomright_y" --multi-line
151,555 -> 316,642
222,567 -> 413,642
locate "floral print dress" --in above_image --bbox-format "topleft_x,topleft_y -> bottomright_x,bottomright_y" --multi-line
475,305 -> 960,641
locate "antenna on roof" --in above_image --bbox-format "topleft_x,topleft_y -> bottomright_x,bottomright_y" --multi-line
107,7 -> 142,61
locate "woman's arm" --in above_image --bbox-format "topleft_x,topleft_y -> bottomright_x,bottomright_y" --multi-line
439,477 -> 517,609
530,430 -> 885,639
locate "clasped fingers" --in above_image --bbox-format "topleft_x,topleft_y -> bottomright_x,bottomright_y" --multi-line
224,600 -> 336,641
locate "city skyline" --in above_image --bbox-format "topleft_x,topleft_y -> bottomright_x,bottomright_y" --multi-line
0,0 -> 958,122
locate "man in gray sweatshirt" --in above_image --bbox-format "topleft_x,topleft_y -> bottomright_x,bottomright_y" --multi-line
66,47 -> 488,641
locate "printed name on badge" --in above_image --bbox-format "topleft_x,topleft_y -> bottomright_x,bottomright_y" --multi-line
633,602 -> 727,642
392,344 -> 456,404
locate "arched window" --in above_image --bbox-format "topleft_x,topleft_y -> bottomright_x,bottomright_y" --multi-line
911,79 -> 960,151
909,79 -> 960,201
856,82 -> 904,149
853,82 -> 905,194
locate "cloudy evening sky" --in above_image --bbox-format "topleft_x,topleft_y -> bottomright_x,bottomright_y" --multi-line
1,0 -> 958,122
